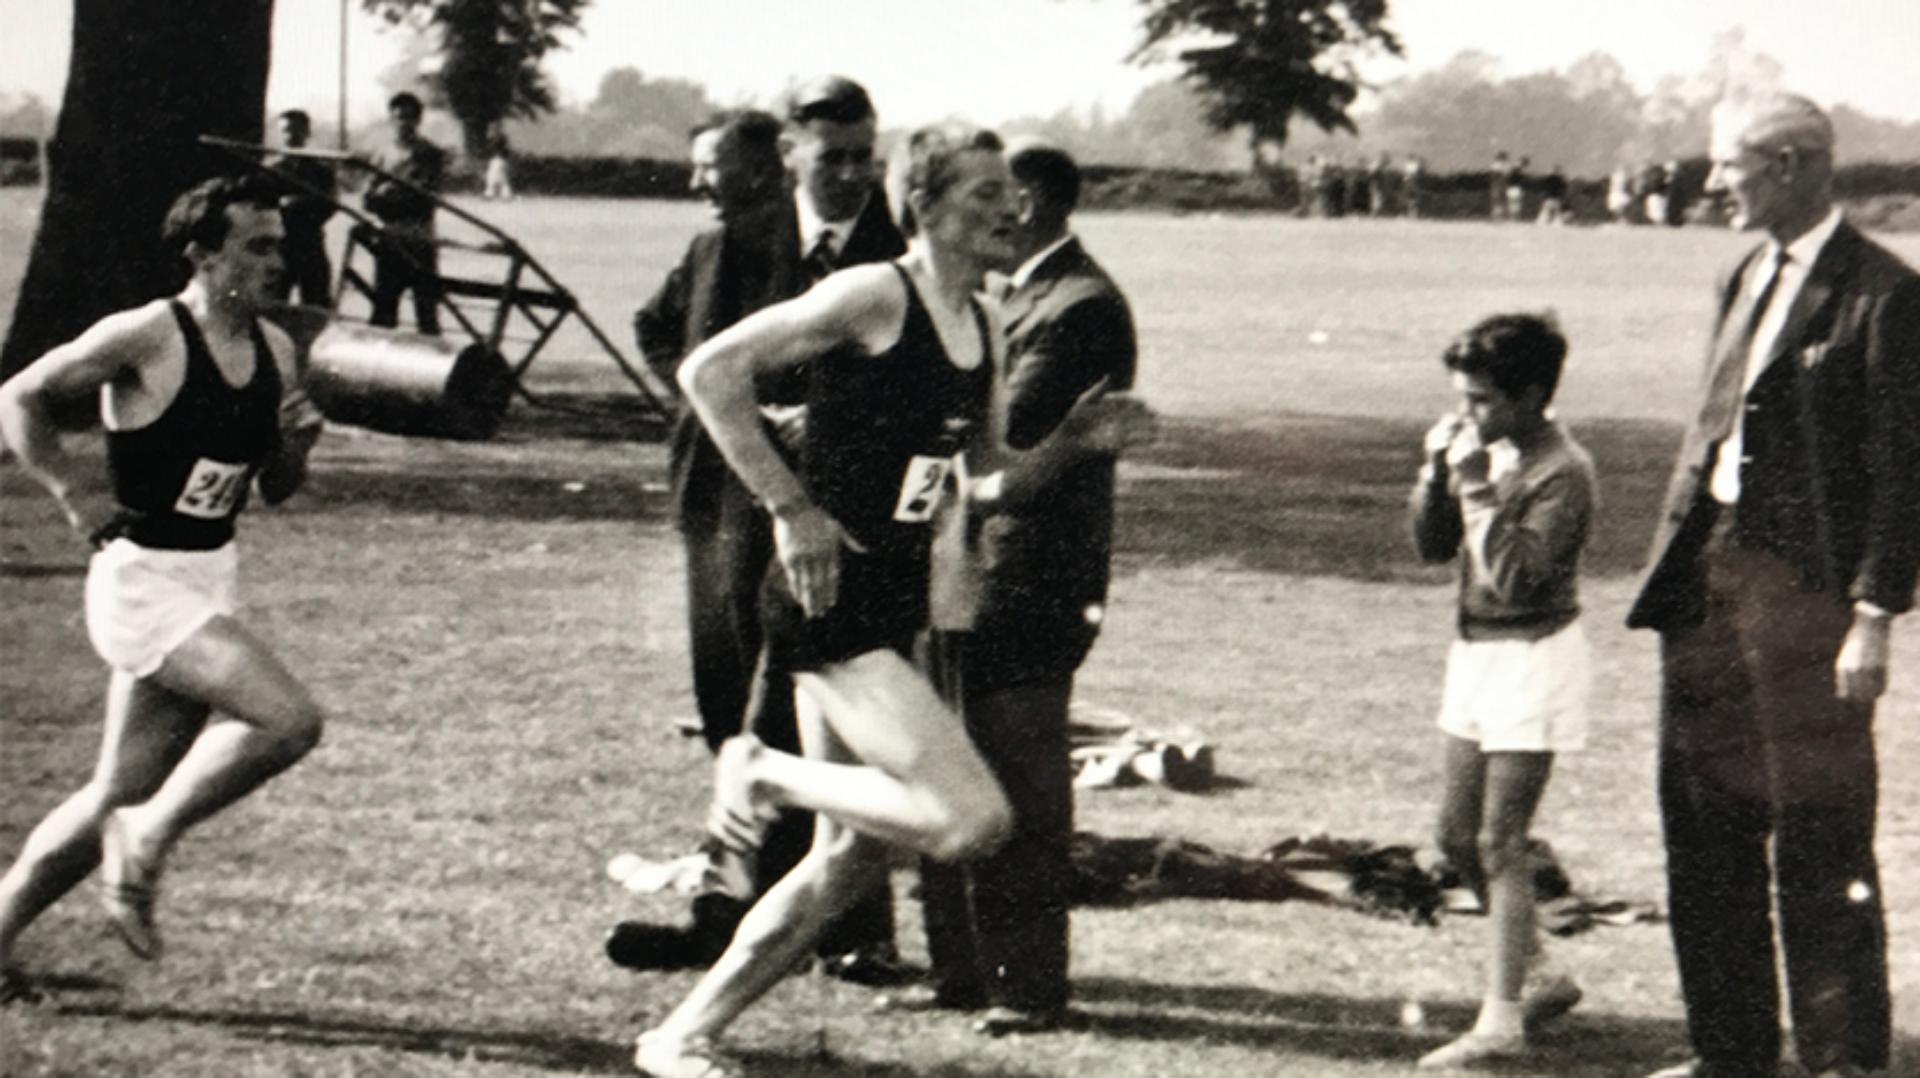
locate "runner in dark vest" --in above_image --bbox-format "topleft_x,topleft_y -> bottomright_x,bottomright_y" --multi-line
0,176 -> 326,1001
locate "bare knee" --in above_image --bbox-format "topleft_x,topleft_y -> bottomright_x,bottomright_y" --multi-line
1477,825 -> 1530,880
926,788 -> 1013,864
265,694 -> 324,759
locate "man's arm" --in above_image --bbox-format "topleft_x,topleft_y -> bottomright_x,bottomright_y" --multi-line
1835,273 -> 1920,701
0,306 -> 161,535
634,248 -> 694,394
679,264 -> 898,616
256,324 -> 324,505
971,290 -> 1146,512
1001,291 -> 1134,449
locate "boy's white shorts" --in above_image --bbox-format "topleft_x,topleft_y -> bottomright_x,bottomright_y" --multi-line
1437,619 -> 1589,753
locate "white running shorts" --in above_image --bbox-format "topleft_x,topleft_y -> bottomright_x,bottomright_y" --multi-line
85,539 -> 239,678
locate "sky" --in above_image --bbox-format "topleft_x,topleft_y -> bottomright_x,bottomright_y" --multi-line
4,0 -> 1920,131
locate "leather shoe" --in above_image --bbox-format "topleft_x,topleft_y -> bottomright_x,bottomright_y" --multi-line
605,894 -> 746,971
873,982 -> 987,1014
819,946 -> 915,987
973,1005 -> 1067,1037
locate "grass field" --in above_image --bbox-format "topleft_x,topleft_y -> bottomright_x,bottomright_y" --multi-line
4,188 -> 1920,1076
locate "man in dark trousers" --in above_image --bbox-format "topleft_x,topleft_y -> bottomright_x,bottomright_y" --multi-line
1629,93 -> 1920,1078
264,109 -> 337,308
900,141 -> 1140,1036
357,92 -> 445,334
613,77 -> 906,982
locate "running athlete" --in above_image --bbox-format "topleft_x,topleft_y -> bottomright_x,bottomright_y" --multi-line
633,124 -> 1136,1078
0,176 -> 327,1002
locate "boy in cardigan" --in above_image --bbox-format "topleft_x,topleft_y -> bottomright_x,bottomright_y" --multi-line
1410,313 -> 1595,1069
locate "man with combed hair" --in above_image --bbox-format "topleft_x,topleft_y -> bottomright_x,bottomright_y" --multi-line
1630,92 -> 1920,1078
900,140 -> 1140,1037
0,176 -> 327,1003
264,109 -> 337,308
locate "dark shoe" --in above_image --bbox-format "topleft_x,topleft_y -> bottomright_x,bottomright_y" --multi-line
819,946 -> 915,987
973,1005 -> 1067,1037
872,982 -> 987,1014
0,967 -> 44,1006
605,894 -> 746,972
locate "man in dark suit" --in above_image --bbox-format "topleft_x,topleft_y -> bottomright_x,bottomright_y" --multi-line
902,142 -> 1139,1036
612,79 -> 906,981
1629,94 -> 1920,1078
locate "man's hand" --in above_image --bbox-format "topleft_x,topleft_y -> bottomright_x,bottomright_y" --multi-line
53,482 -> 116,548
1058,380 -> 1156,456
772,502 -> 864,619
1836,610 -> 1892,703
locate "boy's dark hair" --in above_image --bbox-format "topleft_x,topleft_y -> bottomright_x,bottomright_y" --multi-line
161,174 -> 281,256
279,108 -> 311,127
787,75 -> 875,127
388,91 -> 424,117
1441,313 -> 1567,404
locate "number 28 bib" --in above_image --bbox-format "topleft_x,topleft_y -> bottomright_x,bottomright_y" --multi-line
173,457 -> 251,520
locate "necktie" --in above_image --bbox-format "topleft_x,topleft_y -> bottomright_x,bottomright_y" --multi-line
804,229 -> 837,283
1697,248 -> 1788,445
1702,248 -> 1789,503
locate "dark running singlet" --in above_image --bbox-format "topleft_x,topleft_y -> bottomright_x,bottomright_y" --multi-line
101,301 -> 282,551
762,263 -> 992,671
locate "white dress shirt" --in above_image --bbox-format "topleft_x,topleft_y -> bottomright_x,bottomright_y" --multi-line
1709,207 -> 1844,505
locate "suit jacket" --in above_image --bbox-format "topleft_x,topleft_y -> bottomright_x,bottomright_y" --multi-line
634,191 -> 904,531
1628,220 -> 1920,631
972,237 -> 1138,654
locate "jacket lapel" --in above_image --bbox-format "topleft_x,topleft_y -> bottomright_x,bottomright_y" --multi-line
1757,222 -> 1854,373
1005,238 -> 1083,337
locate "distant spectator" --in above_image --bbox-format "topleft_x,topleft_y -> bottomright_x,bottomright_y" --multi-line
1536,165 -> 1569,226
354,92 -> 447,334
1323,157 -> 1348,218
1368,152 -> 1396,217
1349,154 -> 1375,217
1505,156 -> 1531,222
1402,155 -> 1427,219
483,129 -> 514,201
1489,152 -> 1513,220
264,109 -> 337,307
1605,163 -> 1635,225
1298,155 -> 1323,217
1640,160 -> 1670,227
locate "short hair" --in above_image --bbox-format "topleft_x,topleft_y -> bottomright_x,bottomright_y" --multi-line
161,174 -> 282,256
1008,140 -> 1081,217
690,108 -> 783,159
278,108 -> 311,128
885,124 -> 1004,237
1715,92 -> 1834,157
1441,312 -> 1567,405
388,91 -> 424,117
787,75 -> 876,127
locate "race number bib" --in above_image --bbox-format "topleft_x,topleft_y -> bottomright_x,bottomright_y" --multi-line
173,458 -> 249,519
892,454 -> 958,523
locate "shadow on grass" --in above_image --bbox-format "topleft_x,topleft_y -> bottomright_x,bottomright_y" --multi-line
1118,414 -> 1679,583
64,1000 -> 635,1074
1072,974 -> 1686,1073
57,1000 -> 1048,1077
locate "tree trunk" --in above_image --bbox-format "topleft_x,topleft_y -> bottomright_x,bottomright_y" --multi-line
1,0 -> 275,382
